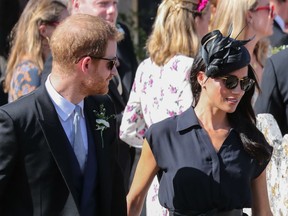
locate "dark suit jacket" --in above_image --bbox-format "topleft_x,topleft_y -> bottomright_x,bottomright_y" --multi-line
109,23 -> 138,193
269,20 -> 288,47
254,48 -> 288,136
0,85 -> 126,216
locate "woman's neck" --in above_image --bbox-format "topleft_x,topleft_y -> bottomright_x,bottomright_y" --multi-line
194,102 -> 230,131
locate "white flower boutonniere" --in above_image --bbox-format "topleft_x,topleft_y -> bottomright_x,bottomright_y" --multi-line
93,104 -> 115,148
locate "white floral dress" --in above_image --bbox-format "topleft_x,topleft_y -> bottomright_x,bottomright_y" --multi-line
120,55 -> 194,216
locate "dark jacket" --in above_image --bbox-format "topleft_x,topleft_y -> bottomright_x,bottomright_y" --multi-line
254,48 -> 288,135
0,86 -> 127,216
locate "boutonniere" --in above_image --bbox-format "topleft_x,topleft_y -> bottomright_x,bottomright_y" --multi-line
93,104 -> 115,148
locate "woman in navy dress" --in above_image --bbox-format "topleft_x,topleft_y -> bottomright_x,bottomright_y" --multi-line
127,30 -> 273,216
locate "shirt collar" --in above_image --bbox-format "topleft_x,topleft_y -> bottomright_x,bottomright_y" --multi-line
176,107 -> 200,132
275,15 -> 285,31
45,74 -> 84,121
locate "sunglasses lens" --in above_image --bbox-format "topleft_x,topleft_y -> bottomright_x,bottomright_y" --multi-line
241,78 -> 255,91
107,61 -> 114,70
107,58 -> 119,70
224,76 -> 239,89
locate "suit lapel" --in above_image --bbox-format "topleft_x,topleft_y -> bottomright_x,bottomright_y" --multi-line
85,96 -> 115,214
35,86 -> 82,211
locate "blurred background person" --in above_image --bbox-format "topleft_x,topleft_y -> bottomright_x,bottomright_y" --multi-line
209,0 -> 220,30
0,0 -> 28,106
4,0 -> 68,102
211,0 -> 274,87
120,0 -> 211,215
269,0 -> 288,47
254,47 -> 288,136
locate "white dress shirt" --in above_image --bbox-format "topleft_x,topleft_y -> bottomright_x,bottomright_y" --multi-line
45,75 -> 88,153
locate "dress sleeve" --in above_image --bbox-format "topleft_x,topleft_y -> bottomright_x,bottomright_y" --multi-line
120,62 -> 147,148
9,62 -> 40,102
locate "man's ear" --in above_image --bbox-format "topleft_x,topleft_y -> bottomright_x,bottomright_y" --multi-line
80,56 -> 92,73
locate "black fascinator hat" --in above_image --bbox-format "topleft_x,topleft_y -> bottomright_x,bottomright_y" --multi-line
201,30 -> 251,78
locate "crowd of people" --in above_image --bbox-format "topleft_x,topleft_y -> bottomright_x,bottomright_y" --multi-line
0,0 -> 288,215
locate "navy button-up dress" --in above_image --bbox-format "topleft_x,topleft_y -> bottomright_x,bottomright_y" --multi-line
145,107 -> 269,212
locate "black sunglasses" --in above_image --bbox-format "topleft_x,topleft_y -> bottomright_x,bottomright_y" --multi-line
90,56 -> 119,70
218,75 -> 255,92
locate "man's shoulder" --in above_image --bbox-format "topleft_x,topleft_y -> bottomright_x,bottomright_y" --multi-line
269,47 -> 288,69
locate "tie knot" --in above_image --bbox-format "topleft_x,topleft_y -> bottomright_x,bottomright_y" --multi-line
74,105 -> 82,116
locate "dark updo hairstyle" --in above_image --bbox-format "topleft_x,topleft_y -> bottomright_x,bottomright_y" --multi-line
190,30 -> 273,164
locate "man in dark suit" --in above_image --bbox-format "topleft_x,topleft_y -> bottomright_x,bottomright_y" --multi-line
269,0 -> 288,47
254,48 -> 288,136
0,14 -> 126,216
41,0 -> 138,194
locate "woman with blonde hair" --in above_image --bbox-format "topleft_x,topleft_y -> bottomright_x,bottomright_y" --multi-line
211,0 -> 274,86
120,0 -> 211,215
4,0 -> 68,102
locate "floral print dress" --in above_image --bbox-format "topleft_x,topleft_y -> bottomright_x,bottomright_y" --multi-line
8,60 -> 41,103
120,55 -> 194,216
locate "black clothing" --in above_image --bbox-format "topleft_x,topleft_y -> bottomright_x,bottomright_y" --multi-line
145,107 -> 268,213
254,48 -> 288,135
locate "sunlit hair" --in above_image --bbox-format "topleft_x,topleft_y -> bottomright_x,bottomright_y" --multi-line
190,54 -> 272,164
211,0 -> 258,40
254,37 -> 270,67
211,0 -> 270,67
50,14 -> 123,70
4,0 -> 66,92
146,0 -> 210,66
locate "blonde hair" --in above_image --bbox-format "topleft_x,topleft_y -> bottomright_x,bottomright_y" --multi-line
4,0 -> 66,92
50,14 -> 123,70
254,37 -> 270,67
211,0 -> 258,40
146,0 -> 209,66
211,0 -> 269,66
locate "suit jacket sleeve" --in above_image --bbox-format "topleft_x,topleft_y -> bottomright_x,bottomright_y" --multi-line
0,109 -> 18,198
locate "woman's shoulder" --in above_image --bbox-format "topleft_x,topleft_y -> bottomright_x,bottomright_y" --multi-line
148,107 -> 195,133
15,60 -> 39,72
167,54 -> 194,65
148,115 -> 178,133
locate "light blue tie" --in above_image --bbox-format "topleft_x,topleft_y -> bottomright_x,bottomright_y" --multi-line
72,105 -> 86,172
